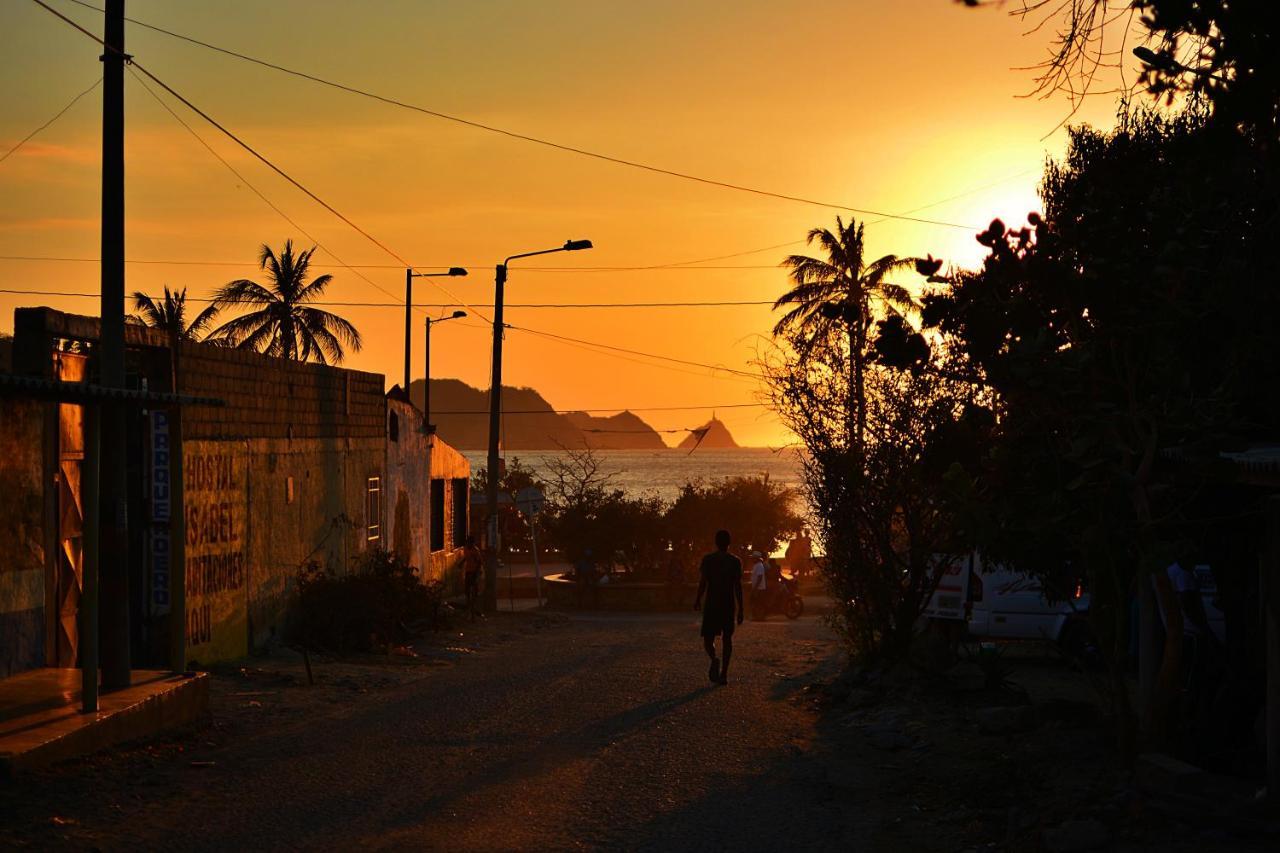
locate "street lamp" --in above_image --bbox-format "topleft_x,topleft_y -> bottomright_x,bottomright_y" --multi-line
484,239 -> 592,611
1132,46 -> 1228,82
405,266 -> 468,392
424,309 -> 467,431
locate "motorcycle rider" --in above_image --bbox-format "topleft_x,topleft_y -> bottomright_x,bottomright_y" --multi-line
767,558 -> 785,611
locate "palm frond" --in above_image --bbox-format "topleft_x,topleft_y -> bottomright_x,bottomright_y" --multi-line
295,273 -> 334,303
185,303 -> 221,339
214,241 -> 360,362
213,279 -> 280,307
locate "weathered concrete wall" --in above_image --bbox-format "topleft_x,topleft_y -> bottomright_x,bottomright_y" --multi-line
385,398 -> 430,574
182,435 -> 387,665
243,435 -> 383,651
183,441 -> 249,663
171,337 -> 390,664
427,436 -> 470,585
0,400 -> 47,677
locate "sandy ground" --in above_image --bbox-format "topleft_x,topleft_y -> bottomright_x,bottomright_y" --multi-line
2,609 -> 1272,852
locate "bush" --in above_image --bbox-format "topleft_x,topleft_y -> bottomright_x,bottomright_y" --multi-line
290,548 -> 446,653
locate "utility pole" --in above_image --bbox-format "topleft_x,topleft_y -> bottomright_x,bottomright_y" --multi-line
424,315 -> 430,426
483,263 -> 506,613
484,241 -> 591,612
100,0 -> 131,689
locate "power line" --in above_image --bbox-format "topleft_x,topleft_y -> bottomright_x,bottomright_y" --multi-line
0,158 -> 1036,274
59,0 -> 979,230
508,323 -> 764,380
0,254 -> 785,272
0,287 -> 775,310
127,66 -> 410,312
443,301 -> 777,309
30,0 -> 486,323
431,402 -> 764,414
0,75 -> 101,165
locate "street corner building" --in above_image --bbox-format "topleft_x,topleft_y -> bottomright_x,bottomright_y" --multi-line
0,307 -> 469,680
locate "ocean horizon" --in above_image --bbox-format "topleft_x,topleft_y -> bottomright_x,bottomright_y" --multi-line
460,446 -> 806,506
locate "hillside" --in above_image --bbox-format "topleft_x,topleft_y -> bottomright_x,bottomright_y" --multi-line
564,410 -> 667,450
408,379 -> 667,450
677,417 -> 740,450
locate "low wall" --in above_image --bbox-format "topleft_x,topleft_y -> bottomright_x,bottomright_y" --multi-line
543,574 -> 696,611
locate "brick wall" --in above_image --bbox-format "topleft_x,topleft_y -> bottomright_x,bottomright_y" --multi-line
178,341 -> 385,441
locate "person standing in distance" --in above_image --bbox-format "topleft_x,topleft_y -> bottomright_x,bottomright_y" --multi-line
462,536 -> 484,621
694,529 -> 744,685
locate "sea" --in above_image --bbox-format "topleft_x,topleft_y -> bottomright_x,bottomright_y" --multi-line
460,447 -> 807,506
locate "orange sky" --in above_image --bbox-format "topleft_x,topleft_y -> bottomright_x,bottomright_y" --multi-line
0,0 -> 1138,446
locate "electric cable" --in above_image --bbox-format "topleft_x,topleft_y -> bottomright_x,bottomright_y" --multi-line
0,287 -> 777,309
58,0 -> 980,230
127,65 -> 409,312
29,0 -> 486,323
430,402 -> 764,415
507,322 -> 764,380
0,75 -> 101,165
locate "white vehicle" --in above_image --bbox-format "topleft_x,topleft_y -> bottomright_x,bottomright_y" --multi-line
924,554 -> 1093,655
924,554 -> 1227,653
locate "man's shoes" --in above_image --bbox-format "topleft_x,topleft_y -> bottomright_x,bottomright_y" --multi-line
708,658 -> 720,683
715,675 -> 728,686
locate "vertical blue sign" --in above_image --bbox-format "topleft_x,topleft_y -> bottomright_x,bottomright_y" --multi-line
150,410 -> 171,614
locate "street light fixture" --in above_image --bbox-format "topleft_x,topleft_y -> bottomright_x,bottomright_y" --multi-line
423,309 -> 467,431
483,239 -> 593,611
1132,45 -> 1228,82
404,266 -> 468,392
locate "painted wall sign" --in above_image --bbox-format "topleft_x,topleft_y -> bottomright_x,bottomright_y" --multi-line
183,443 -> 249,660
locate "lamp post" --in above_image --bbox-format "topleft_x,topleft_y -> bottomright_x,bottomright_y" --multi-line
405,267 -> 468,392
484,239 -> 592,611
424,310 -> 467,431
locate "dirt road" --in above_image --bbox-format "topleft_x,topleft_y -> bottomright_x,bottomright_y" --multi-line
6,611 -> 880,852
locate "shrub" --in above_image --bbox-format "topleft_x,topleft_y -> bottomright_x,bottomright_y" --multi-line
290,548 -> 445,653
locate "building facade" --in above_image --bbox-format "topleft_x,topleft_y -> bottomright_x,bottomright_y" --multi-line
0,307 -> 467,676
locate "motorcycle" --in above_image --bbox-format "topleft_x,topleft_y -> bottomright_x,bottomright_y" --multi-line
750,576 -> 804,621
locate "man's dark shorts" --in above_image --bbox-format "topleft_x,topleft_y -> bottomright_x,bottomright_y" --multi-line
701,611 -> 735,639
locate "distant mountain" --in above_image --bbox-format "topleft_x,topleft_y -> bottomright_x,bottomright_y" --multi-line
564,410 -> 666,450
408,379 -> 667,450
677,417 -> 739,450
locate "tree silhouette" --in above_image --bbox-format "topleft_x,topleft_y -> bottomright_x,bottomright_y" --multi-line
131,285 -> 220,341
774,216 -> 919,444
210,240 -> 362,364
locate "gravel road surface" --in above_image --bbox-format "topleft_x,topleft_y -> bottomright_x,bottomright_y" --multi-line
6,610 -> 878,852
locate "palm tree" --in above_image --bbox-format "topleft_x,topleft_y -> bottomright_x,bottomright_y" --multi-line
773,216 -> 919,446
131,286 -> 220,341
209,240 -> 362,364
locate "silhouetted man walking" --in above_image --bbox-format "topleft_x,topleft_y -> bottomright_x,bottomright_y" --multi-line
694,529 -> 744,685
